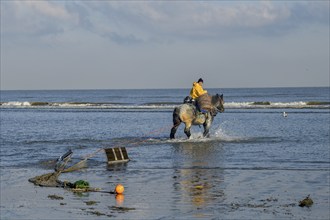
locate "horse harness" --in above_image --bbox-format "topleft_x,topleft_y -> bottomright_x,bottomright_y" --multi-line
183,96 -> 218,117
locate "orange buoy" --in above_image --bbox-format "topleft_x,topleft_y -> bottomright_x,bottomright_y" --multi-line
115,184 -> 125,194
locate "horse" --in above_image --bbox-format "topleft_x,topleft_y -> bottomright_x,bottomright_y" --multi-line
170,94 -> 224,139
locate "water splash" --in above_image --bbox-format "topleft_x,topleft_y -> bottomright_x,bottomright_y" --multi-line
212,123 -> 283,144
212,124 -> 247,142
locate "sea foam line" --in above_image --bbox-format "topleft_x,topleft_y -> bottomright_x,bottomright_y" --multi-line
0,101 -> 329,109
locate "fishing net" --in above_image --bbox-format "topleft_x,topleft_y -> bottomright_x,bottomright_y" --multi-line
29,171 -> 62,187
28,161 -> 87,187
28,172 -> 91,189
196,93 -> 212,112
29,150 -> 88,187
62,159 -> 87,173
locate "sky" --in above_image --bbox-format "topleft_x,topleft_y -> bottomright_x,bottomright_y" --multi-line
1,1 -> 329,90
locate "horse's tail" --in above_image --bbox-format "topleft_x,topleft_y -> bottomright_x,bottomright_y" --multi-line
170,107 -> 181,139
172,107 -> 181,125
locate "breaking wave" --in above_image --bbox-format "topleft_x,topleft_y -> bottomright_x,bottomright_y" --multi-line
1,100 -> 329,109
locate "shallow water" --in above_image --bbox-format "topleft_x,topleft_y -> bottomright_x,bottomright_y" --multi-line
1,88 -> 329,219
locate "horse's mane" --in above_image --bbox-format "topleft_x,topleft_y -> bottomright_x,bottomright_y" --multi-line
211,94 -> 220,105
198,93 -> 219,106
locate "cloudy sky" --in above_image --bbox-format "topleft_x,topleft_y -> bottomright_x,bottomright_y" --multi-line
1,1 -> 329,90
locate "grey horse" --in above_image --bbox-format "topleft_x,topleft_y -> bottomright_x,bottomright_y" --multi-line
170,94 -> 224,139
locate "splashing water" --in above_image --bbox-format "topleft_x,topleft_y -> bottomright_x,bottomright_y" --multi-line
212,124 -> 245,142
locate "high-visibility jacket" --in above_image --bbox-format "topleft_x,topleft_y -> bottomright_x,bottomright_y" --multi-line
190,82 -> 207,99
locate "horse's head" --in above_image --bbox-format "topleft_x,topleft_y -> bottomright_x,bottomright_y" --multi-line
212,94 -> 224,113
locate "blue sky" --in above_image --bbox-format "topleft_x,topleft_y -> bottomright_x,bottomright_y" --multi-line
1,1 -> 329,90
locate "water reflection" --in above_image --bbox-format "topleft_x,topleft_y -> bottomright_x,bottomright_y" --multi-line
171,141 -> 226,215
107,162 -> 128,172
115,194 -> 125,206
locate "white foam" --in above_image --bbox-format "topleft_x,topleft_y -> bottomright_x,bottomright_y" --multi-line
271,101 -> 307,108
212,126 -> 239,142
224,101 -> 310,109
224,102 -> 253,109
1,101 -> 328,109
2,101 -> 31,106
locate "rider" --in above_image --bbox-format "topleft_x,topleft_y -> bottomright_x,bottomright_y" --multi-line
190,78 -> 207,100
189,78 -> 208,113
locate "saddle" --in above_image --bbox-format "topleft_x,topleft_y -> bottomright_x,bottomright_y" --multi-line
183,94 -> 217,116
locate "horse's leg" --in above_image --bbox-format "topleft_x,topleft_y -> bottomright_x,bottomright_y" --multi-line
170,123 -> 180,139
203,115 -> 213,138
184,122 -> 192,139
203,124 -> 210,138
170,108 -> 181,139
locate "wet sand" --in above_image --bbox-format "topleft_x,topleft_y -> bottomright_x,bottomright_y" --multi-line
1,88 -> 329,219
1,165 -> 329,219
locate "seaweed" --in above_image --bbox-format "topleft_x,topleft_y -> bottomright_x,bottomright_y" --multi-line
48,194 -> 64,200
74,180 -> 90,189
252,101 -> 271,105
299,195 -> 313,207
85,201 -> 99,206
109,206 -> 136,212
306,101 -> 330,106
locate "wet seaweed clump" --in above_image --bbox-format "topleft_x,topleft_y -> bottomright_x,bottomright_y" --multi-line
109,206 -> 136,213
74,180 -> 90,189
306,101 -> 330,106
299,195 -> 313,207
87,210 -> 106,216
85,201 -> 99,206
29,172 -> 62,187
48,194 -> 64,200
252,101 -> 271,105
31,102 -> 49,106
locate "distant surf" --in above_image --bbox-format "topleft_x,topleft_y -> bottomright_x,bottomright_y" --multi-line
1,101 -> 329,109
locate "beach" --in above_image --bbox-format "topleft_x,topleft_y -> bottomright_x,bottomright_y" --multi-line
1,167 -> 329,219
1,88 -> 329,219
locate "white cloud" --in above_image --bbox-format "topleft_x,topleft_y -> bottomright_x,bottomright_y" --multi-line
74,1 -> 327,42
23,0 -> 74,21
1,1 -> 328,45
183,1 -> 290,28
1,0 -> 78,38
1,1 -> 328,90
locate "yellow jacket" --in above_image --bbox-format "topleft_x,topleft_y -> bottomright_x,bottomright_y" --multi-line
190,82 -> 207,99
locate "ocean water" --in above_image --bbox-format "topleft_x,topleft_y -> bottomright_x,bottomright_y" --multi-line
1,87 -> 329,219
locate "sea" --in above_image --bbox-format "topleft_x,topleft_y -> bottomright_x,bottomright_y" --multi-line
0,87 -> 329,219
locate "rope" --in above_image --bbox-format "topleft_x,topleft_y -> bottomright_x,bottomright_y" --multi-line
65,122 -> 177,171
82,148 -> 105,160
64,95 -> 223,169
56,100 -> 223,172
110,122 -> 179,149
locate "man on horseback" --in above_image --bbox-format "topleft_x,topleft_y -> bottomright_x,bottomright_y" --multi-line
171,77 -> 224,139
188,78 -> 208,113
171,89 -> 224,139
190,78 -> 207,100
